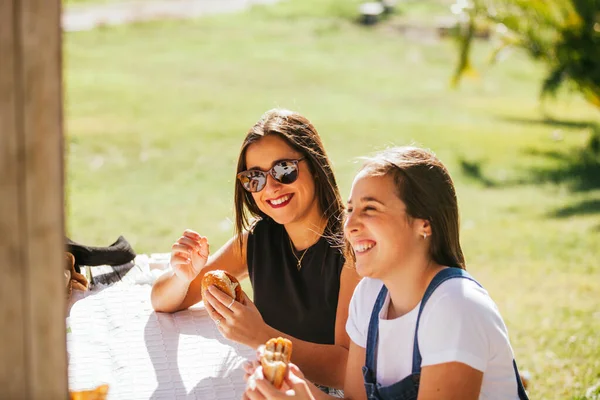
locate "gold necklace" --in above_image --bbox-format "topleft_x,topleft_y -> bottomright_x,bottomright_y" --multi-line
288,237 -> 310,271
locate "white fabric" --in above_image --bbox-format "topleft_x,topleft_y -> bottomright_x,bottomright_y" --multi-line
346,277 -> 520,399
67,281 -> 255,400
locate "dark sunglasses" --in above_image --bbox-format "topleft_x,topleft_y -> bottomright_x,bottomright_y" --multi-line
237,158 -> 305,193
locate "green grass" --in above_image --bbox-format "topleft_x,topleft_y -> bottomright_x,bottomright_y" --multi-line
64,1 -> 600,398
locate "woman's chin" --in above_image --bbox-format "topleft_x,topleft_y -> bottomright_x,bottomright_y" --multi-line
258,204 -> 292,223
264,206 -> 303,226
267,213 -> 294,226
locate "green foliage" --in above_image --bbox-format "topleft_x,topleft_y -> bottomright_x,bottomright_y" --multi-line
453,0 -> 600,109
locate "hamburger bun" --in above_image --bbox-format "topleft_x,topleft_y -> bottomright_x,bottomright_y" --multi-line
200,270 -> 243,303
260,337 -> 293,389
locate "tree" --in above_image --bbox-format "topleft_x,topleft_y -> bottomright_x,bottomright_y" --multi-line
452,0 -> 600,110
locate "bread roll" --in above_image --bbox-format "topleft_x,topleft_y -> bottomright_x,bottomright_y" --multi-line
260,337 -> 293,389
201,270 -> 243,302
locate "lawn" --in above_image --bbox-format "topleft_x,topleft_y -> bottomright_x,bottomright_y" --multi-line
64,0 -> 600,398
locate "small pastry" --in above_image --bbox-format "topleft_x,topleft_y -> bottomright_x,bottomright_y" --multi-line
260,337 -> 293,389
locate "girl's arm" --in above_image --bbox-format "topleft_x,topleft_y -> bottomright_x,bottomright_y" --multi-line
417,362 -> 483,400
244,339 -> 367,400
340,340 -> 368,400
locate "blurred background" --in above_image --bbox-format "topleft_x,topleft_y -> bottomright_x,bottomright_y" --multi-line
63,0 -> 600,398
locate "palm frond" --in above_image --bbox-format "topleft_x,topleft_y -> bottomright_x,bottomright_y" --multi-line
451,0 -> 600,111
451,6 -> 477,88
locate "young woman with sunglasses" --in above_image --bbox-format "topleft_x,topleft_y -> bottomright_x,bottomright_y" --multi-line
151,109 -> 361,391
243,147 -> 529,400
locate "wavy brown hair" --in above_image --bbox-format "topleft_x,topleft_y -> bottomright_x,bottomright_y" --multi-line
234,109 -> 345,251
349,146 -> 466,269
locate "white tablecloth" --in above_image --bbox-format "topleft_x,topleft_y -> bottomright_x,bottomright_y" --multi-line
67,281 -> 255,399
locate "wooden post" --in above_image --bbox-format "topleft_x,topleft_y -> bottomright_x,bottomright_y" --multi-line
0,0 -> 67,398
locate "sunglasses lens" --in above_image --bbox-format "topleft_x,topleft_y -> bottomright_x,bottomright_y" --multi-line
239,170 -> 267,192
272,160 -> 299,184
239,160 -> 301,192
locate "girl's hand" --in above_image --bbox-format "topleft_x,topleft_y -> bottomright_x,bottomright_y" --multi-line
169,230 -> 209,283
243,364 -> 315,400
243,359 -> 261,383
204,288 -> 270,348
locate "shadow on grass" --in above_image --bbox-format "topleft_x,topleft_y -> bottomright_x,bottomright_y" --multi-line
457,148 -> 600,220
523,147 -> 600,192
496,115 -> 598,130
459,148 -> 600,190
457,157 -> 497,187
548,199 -> 600,218
458,118 -> 600,194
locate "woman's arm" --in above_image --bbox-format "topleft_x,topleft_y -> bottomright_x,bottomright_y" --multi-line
265,263 -> 361,388
417,362 -> 483,400
150,230 -> 248,313
280,262 -> 361,388
209,260 -> 361,389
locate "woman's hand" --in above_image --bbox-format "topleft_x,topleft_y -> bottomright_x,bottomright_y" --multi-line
204,287 -> 270,348
169,229 -> 209,283
243,364 -> 315,400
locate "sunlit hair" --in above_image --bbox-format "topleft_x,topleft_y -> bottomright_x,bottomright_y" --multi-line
234,109 -> 345,250
348,146 -> 466,269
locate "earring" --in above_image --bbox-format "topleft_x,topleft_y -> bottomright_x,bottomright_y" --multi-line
423,233 -> 427,239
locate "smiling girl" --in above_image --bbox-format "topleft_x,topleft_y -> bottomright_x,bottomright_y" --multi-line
244,146 -> 529,400
151,109 -> 360,392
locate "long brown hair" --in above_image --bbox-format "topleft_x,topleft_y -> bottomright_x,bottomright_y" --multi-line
355,146 -> 466,269
234,109 -> 345,251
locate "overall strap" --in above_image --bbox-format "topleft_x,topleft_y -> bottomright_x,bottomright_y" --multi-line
513,360 -> 530,400
411,268 -> 480,373
365,285 -> 389,374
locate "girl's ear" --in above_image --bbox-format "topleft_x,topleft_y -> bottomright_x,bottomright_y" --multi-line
418,219 -> 432,239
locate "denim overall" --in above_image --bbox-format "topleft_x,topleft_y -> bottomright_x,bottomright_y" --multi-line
362,268 -> 529,400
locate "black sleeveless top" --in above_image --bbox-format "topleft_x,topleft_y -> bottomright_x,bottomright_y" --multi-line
247,218 -> 345,345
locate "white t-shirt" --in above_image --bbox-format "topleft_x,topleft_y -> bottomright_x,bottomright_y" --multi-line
346,276 -> 520,399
